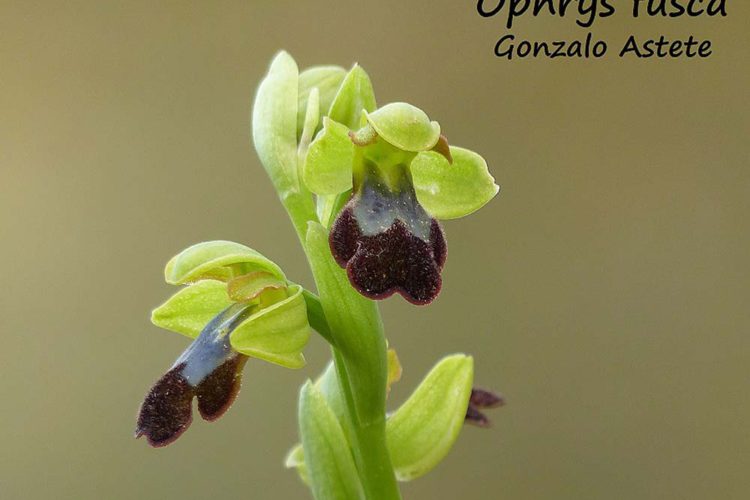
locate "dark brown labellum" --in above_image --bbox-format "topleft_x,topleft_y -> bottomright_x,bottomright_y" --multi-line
135,304 -> 251,447
465,387 -> 504,428
329,163 -> 446,305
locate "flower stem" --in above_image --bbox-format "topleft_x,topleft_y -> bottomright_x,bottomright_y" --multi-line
281,193 -> 401,500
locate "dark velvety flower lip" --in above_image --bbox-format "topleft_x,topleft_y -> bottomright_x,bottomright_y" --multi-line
470,388 -> 505,409
330,164 -> 447,305
464,387 -> 504,428
464,405 -> 491,428
135,303 -> 252,447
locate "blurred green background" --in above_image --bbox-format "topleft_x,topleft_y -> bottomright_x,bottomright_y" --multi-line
1,1 -> 748,499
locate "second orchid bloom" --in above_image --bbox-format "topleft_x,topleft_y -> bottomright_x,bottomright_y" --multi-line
302,68 -> 499,305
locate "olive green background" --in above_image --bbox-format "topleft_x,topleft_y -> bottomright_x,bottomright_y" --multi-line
1,1 -> 748,499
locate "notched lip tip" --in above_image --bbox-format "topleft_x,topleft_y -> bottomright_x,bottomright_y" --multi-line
467,419 -> 492,429
197,386 -> 242,422
134,415 -> 194,448
346,266 -> 442,306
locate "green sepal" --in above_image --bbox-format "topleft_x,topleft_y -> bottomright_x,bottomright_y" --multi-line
164,240 -> 285,285
410,146 -> 499,220
297,65 -> 346,137
298,381 -> 365,500
150,280 -> 232,338
303,117 -> 355,195
365,102 -> 441,152
230,284 -> 310,369
252,51 -> 300,195
328,65 -> 377,130
386,354 -> 474,481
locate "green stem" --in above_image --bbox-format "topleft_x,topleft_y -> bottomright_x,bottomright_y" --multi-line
281,193 -> 401,500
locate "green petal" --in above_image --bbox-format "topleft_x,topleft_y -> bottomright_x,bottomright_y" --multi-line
227,271 -> 286,303
298,381 -> 365,500
297,65 -> 346,137
230,284 -> 310,369
366,102 -> 441,152
328,64 -> 377,130
303,117 -> 355,195
410,146 -> 499,220
252,51 -> 300,194
386,354 -> 474,481
150,280 -> 231,338
298,87 -> 320,158
164,240 -> 285,285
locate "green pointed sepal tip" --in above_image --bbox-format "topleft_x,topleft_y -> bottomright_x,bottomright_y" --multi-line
386,354 -> 474,481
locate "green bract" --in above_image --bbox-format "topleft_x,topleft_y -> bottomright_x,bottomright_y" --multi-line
252,51 -> 300,196
410,146 -> 500,220
298,381 -> 365,500
387,354 -> 474,481
286,352 -> 471,486
164,240 -> 284,284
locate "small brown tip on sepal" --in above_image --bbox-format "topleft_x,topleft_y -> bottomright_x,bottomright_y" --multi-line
464,387 -> 504,428
348,126 -> 378,147
431,134 -> 452,164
